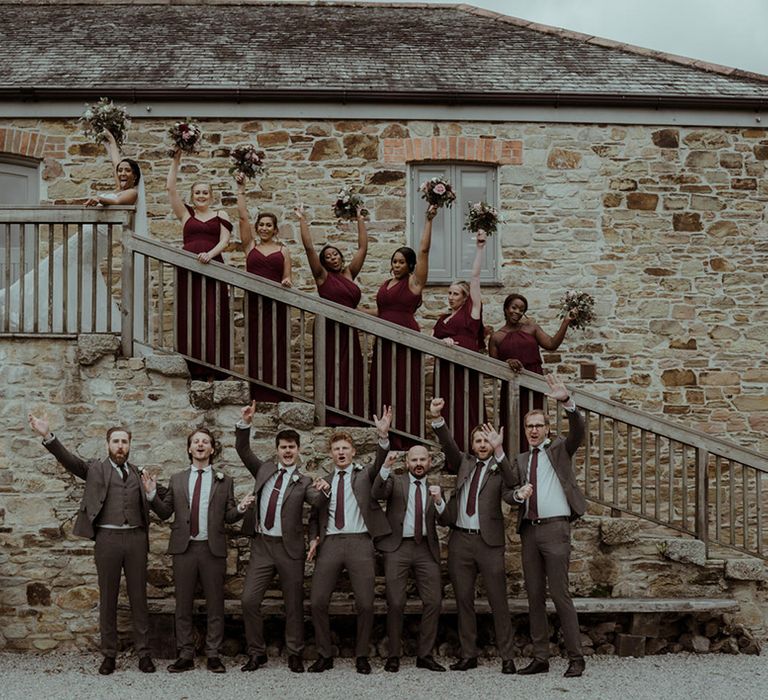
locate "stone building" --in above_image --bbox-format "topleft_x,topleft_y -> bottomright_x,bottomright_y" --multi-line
1,0 -> 766,654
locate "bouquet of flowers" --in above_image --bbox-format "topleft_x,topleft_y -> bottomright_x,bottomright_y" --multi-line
333,187 -> 369,220
419,177 -> 456,212
464,201 -> 502,236
228,145 -> 265,179
168,121 -> 202,156
560,290 -> 596,330
80,97 -> 130,147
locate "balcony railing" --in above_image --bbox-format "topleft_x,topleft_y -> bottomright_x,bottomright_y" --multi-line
2,206 -> 767,560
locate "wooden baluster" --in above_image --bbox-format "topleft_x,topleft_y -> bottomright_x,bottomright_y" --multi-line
314,315 -> 326,424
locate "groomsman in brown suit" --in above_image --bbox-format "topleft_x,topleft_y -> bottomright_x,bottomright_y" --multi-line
429,399 -> 517,674
513,374 -> 586,678
142,428 -> 253,673
28,413 -> 156,675
372,447 -> 447,673
306,407 -> 393,675
235,400 -> 324,674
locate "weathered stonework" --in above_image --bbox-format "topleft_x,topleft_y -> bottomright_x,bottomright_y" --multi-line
1,116 -> 764,451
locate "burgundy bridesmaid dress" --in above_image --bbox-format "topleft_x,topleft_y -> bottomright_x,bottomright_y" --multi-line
176,205 -> 231,378
317,272 -> 365,425
495,328 -> 544,450
245,246 -> 291,402
370,276 -> 423,446
432,298 -> 485,451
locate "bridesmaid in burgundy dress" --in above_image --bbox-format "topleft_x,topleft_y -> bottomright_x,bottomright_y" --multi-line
167,149 -> 231,379
296,203 -> 368,425
489,293 -> 574,449
236,174 -> 293,402
369,205 -> 437,446
432,230 -> 487,451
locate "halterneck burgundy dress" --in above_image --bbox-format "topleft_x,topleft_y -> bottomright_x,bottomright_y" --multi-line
495,328 -> 544,450
176,205 -> 231,378
432,298 -> 485,451
369,276 -> 423,446
245,246 -> 291,402
317,271 -> 365,425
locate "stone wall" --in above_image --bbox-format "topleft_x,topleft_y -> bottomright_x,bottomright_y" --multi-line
1,336 -> 766,654
0,116 -> 766,451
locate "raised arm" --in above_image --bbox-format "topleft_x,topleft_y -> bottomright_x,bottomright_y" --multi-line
410,205 -> 437,293
534,310 -> 574,351
166,150 -> 188,222
29,413 -> 89,480
346,208 -> 369,279
235,173 -> 255,253
104,130 -> 122,188
545,374 -> 585,455
235,401 -> 265,478
429,398 -> 463,473
468,230 -> 485,320
296,204 -> 325,283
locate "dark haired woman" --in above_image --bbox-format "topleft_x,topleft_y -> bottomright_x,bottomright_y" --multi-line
236,173 -> 292,402
296,203 -> 368,425
85,129 -> 141,209
432,230 -> 487,450
167,149 -> 232,379
369,205 -> 436,446
489,293 -> 574,448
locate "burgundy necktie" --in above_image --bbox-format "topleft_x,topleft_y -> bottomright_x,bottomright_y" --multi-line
263,468 -> 285,530
414,479 -> 424,544
189,469 -> 204,537
528,449 -> 539,520
466,461 -> 484,517
334,471 -> 345,530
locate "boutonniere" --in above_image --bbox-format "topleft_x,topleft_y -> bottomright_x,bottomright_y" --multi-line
291,473 -> 300,484
489,462 -> 498,473
542,438 -> 552,449
214,471 -> 225,481
353,464 -> 363,472
136,466 -> 146,476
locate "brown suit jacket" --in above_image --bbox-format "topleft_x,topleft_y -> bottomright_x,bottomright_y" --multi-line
372,471 -> 442,563
433,422 -> 517,547
235,426 -> 324,559
44,437 -> 150,544
309,444 -> 392,543
150,469 -> 242,558
513,408 -> 586,533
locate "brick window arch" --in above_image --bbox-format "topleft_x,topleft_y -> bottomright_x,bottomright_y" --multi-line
0,127 -> 64,161
383,136 -> 522,165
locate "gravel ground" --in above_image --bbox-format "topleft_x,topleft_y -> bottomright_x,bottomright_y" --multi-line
2,652 -> 767,700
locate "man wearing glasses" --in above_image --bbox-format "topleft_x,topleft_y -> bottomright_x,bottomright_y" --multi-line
513,373 -> 586,678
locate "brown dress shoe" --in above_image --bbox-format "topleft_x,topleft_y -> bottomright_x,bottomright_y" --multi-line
138,656 -> 156,673
241,655 -> 268,672
384,656 -> 400,672
356,656 -> 372,674
564,658 -> 585,678
98,657 -> 116,675
449,658 -> 478,671
207,657 -> 226,673
518,659 -> 550,675
167,657 -> 194,673
307,656 -> 334,673
288,654 -> 304,673
416,656 -> 446,672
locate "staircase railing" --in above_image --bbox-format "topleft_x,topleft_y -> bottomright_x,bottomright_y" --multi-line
1,206 -> 766,561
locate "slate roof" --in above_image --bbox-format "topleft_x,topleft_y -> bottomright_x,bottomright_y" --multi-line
1,1 -> 767,107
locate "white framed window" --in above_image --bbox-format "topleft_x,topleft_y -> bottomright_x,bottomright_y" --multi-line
0,156 -> 40,285
408,162 -> 499,284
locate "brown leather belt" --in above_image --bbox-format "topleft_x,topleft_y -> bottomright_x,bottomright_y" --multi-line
525,516 -> 570,526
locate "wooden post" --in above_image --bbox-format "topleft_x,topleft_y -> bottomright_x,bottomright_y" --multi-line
695,447 -> 709,557
120,214 -> 134,358
313,314 -> 326,425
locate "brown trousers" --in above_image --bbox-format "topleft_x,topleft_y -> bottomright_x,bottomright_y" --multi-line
447,530 -> 514,660
310,534 -> 375,658
383,539 -> 442,658
172,540 -> 226,659
94,528 -> 149,658
521,519 -> 583,660
241,534 -> 305,657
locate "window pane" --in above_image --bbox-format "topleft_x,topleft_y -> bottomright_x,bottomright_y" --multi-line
411,165 -> 451,281
456,166 -> 497,283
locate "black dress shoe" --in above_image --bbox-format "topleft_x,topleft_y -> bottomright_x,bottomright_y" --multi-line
518,659 -> 550,675
98,656 -> 116,675
356,656 -> 372,674
167,657 -> 195,673
288,654 -> 304,673
501,659 -> 516,674
207,657 -> 226,673
138,656 -> 156,673
307,656 -> 334,673
240,654 -> 268,672
564,658 -> 585,678
384,656 -> 400,672
416,656 -> 446,672
449,658 -> 478,671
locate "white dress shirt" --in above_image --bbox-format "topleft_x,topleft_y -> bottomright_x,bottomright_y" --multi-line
455,460 -> 489,530
188,465 -> 213,541
524,447 -> 570,519
326,466 -> 367,535
378,467 -> 446,533
258,465 -> 295,537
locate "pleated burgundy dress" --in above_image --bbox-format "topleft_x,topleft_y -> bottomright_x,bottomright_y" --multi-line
245,246 -> 291,402
369,276 -> 423,446
432,298 -> 485,451
176,205 -> 231,378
